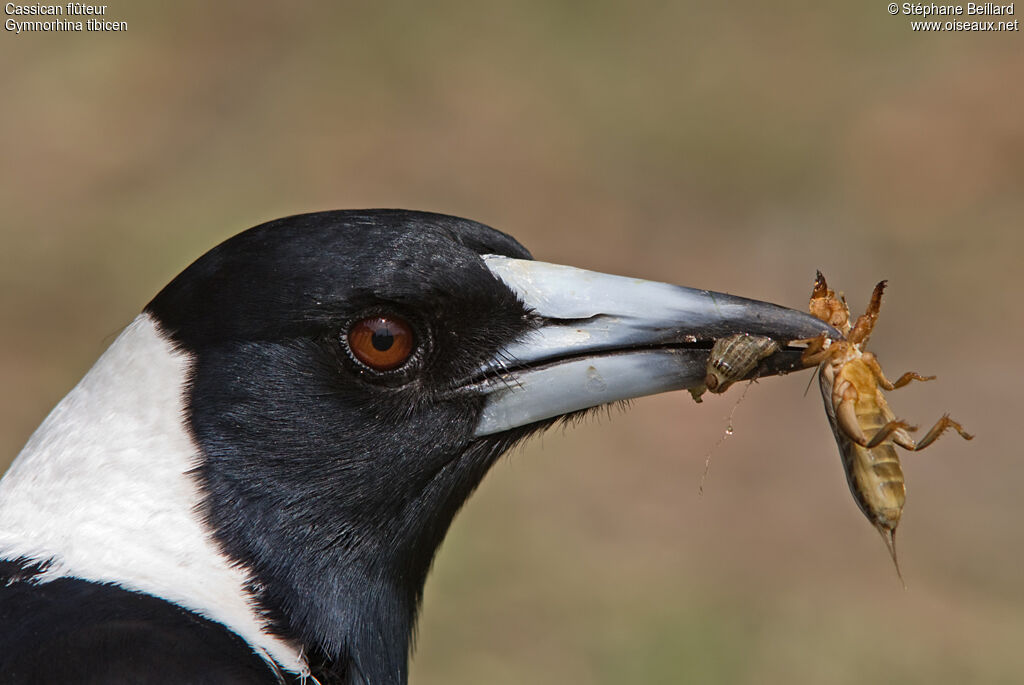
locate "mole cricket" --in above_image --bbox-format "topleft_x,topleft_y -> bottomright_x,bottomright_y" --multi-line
797,271 -> 973,582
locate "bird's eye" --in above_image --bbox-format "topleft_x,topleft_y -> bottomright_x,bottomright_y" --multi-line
347,316 -> 415,372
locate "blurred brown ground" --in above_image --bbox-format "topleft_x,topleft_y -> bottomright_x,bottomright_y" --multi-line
1,3 -> 1022,683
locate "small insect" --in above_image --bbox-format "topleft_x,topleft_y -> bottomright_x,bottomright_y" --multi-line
689,333 -> 780,403
798,271 -> 973,583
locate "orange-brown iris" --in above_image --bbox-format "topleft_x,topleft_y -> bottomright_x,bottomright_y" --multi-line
348,316 -> 414,371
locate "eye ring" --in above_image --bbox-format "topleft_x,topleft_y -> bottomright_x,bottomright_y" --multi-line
346,315 -> 415,372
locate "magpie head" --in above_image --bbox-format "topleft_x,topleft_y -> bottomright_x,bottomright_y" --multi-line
146,210 -> 543,679
138,209 -> 836,682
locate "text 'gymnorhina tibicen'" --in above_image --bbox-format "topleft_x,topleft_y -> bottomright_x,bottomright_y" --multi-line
0,210 -> 836,684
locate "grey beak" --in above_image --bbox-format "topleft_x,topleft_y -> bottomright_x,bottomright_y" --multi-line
472,256 -> 838,436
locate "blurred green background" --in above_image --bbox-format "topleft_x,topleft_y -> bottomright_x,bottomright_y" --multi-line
1,3 -> 1021,683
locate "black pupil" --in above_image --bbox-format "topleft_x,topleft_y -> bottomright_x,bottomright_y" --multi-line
371,325 -> 394,351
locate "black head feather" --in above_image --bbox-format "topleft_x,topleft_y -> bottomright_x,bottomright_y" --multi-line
146,210 -> 541,683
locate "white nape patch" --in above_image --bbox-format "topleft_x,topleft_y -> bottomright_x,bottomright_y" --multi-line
0,314 -> 308,678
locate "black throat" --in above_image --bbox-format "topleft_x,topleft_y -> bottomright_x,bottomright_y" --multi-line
186,344 -> 535,683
